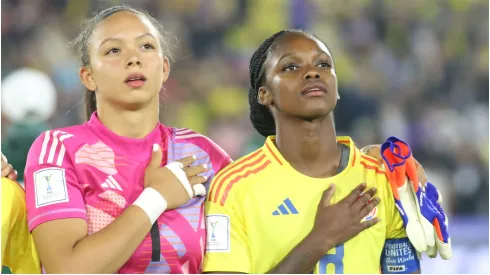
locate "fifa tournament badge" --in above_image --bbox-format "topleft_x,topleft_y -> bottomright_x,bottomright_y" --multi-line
210,220 -> 219,240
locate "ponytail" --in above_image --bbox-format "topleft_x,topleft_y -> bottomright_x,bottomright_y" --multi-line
84,89 -> 96,121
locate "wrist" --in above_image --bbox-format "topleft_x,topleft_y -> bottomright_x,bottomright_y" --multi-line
306,230 -> 334,255
304,231 -> 335,255
132,187 -> 167,224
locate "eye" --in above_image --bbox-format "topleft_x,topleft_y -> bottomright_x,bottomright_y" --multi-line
142,43 -> 155,50
105,48 -> 120,55
283,64 -> 299,71
317,62 -> 331,68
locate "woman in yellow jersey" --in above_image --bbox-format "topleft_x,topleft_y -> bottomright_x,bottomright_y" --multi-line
1,153 -> 41,274
203,30 -> 430,274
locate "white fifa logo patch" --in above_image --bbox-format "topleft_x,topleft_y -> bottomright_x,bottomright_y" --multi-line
34,168 -> 69,208
205,214 -> 230,252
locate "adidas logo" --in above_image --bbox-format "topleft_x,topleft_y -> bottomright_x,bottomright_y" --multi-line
101,175 -> 123,191
272,198 -> 299,215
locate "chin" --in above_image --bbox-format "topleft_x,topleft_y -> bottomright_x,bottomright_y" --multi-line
117,93 -> 158,110
298,102 -> 334,119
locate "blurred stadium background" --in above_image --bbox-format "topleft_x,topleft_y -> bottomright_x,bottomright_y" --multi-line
1,0 -> 488,273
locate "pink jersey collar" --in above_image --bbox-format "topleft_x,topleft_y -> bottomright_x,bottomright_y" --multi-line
86,112 -> 170,162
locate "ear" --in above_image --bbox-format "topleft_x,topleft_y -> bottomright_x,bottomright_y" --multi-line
79,67 -> 97,91
162,57 -> 170,84
258,87 -> 273,107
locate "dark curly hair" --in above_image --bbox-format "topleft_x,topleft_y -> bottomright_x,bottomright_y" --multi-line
248,30 -> 331,137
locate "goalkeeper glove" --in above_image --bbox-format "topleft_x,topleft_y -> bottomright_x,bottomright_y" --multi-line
381,136 -> 452,260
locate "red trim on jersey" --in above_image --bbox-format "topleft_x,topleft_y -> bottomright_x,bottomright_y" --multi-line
211,151 -> 265,203
361,155 -> 380,166
351,147 -> 357,166
360,161 -> 385,174
265,141 -> 283,165
220,160 -> 272,206
207,149 -> 263,202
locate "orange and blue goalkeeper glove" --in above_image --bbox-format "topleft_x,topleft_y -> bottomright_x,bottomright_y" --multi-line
381,136 -> 452,260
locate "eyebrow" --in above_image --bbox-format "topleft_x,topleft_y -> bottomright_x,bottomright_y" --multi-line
98,32 -> 156,48
278,50 -> 331,63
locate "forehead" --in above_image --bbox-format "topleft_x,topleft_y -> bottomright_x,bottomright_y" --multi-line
90,11 -> 158,43
270,33 -> 332,59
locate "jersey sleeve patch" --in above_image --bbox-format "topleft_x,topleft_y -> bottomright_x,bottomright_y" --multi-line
205,214 -> 230,252
381,238 -> 420,273
34,168 -> 69,208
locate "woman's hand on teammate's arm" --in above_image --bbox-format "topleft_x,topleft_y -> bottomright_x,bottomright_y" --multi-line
1,153 -> 17,180
32,145 -> 207,274
267,183 -> 380,274
361,144 -> 428,184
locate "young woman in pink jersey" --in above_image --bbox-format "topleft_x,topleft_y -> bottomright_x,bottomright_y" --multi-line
24,6 -> 232,274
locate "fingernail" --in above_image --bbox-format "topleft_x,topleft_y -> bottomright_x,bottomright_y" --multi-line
372,187 -> 377,192
202,164 -> 208,169
203,176 -> 208,180
327,183 -> 335,190
153,144 -> 159,152
192,155 -> 197,160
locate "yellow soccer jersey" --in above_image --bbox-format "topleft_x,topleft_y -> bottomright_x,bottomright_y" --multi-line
2,178 -> 40,274
204,136 -> 415,274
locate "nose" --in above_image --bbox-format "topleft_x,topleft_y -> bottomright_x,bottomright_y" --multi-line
125,55 -> 141,68
303,69 -> 320,80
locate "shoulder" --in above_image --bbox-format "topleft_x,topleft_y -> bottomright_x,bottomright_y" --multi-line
2,177 -> 24,197
172,128 -> 228,156
2,178 -> 26,211
170,127 -> 232,172
357,151 -> 386,175
26,125 -> 88,168
207,147 -> 272,207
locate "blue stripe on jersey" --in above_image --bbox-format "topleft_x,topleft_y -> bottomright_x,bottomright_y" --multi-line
145,255 -> 171,273
160,224 -> 187,258
284,198 -> 299,214
278,204 -> 289,215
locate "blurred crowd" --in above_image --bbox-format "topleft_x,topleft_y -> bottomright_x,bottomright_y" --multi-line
1,0 -> 488,219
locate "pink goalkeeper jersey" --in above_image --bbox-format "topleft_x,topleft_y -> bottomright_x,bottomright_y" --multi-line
24,113 -> 232,274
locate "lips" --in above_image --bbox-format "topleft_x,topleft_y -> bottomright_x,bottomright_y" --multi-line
301,83 -> 327,96
125,73 -> 147,88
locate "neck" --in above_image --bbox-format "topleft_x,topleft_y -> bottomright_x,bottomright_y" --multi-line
274,113 -> 341,178
96,98 -> 160,139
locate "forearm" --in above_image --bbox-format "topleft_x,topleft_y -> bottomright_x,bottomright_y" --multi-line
267,233 -> 330,274
48,206 -> 152,273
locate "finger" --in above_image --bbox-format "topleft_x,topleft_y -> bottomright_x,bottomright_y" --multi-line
149,144 -> 163,168
188,176 -> 208,185
414,158 -> 428,187
7,170 -> 18,181
193,184 -> 206,196
344,183 -> 367,205
360,217 -> 380,230
358,197 -> 380,219
1,165 -> 13,178
176,155 -> 198,167
320,184 -> 336,207
353,187 -> 377,211
363,145 -> 383,164
1,154 -> 7,168
184,164 -> 207,177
